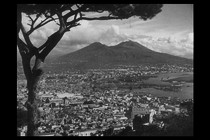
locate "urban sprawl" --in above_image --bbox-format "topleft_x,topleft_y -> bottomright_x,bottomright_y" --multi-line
17,64 -> 193,136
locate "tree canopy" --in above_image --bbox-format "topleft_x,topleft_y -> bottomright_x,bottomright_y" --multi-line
18,4 -> 163,20
17,4 -> 163,37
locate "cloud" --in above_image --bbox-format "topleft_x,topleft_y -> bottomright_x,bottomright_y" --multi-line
50,23 -> 132,54
21,12 -> 193,59
188,32 -> 193,42
61,20 -> 102,43
98,25 -> 128,45
44,23 -> 127,54
179,32 -> 193,43
136,32 -> 194,59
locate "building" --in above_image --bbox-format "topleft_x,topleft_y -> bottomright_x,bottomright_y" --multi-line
75,129 -> 98,136
131,105 -> 156,126
50,98 -> 63,106
40,94 -> 54,100
149,109 -> 156,124
158,105 -> 165,114
113,125 -> 125,131
131,106 -> 150,120
69,101 -> 84,106
36,133 -> 55,136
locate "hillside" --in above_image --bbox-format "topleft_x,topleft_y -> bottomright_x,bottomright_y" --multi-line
52,40 -> 192,70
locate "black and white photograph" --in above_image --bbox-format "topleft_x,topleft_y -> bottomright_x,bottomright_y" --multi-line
17,4 -> 193,136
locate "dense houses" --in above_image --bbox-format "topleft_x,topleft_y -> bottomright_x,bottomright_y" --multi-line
17,88 -> 190,136
17,64 -> 193,136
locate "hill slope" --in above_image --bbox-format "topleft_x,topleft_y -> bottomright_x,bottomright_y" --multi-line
52,40 -> 193,70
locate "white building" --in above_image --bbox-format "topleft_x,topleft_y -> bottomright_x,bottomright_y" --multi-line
76,129 -> 98,136
149,109 -> 156,124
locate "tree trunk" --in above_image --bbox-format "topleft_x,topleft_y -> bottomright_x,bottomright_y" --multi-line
26,58 -> 44,136
26,82 -> 36,136
17,21 -> 66,136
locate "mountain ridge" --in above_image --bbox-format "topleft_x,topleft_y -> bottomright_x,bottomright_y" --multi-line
53,40 -> 192,70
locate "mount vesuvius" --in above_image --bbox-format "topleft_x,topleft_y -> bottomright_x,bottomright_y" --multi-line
52,40 -> 193,70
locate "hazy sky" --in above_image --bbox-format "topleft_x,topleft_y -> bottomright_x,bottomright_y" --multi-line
20,4 -> 193,59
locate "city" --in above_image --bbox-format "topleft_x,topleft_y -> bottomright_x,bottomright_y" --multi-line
17,64 -> 193,136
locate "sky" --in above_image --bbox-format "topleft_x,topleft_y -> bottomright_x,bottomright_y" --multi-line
19,4 -> 193,59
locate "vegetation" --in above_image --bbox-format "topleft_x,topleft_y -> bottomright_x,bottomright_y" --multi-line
17,108 -> 28,128
112,100 -> 193,136
107,113 -> 193,136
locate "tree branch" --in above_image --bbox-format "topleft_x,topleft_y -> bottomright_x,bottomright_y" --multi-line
17,37 -> 33,82
63,4 -> 87,22
37,38 -> 50,52
56,12 -> 67,33
66,22 -> 80,30
74,12 -> 78,21
27,18 -> 55,35
17,37 -> 29,57
20,22 -> 40,59
51,16 -> 60,26
81,16 -> 122,21
39,30 -> 65,61
27,15 -> 34,23
20,23 -> 34,48
75,4 -> 82,9
66,17 -> 81,27
59,4 -> 74,13
37,12 -> 67,59
27,13 -> 42,31
66,15 -> 121,27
